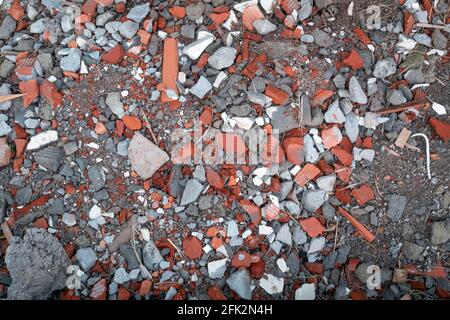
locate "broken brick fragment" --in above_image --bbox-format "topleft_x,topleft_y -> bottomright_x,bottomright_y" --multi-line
182,236 -> 203,260
122,115 -> 142,131
338,207 -> 375,243
265,85 -> 289,105
208,286 -> 227,300
231,251 -> 252,268
39,79 -> 62,107
210,12 -> 230,24
403,11 -> 415,35
206,167 -> 225,190
300,217 -> 326,238
342,49 -> 364,70
322,127 -> 343,149
282,137 -> 304,165
8,0 -> 25,21
239,199 -> 262,225
294,163 -> 321,186
429,117 -> 450,143
351,184 -> 375,205
242,4 -> 265,31
101,44 -> 125,64
161,38 -> 179,103
331,147 -> 353,166
81,0 -> 98,17
312,89 -> 334,106
19,80 -> 39,107
169,6 -> 186,19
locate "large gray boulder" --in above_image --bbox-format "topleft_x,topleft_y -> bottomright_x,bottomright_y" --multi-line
6,228 -> 70,300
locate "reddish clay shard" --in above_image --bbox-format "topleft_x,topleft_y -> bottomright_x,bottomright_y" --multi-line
300,217 -> 326,238
19,80 -> 39,107
342,49 -> 364,70
265,85 -> 290,105
39,79 -> 62,107
338,207 -> 375,243
182,236 -> 203,260
429,117 -> 450,143
351,184 -> 375,205
161,38 -> 179,103
239,199 -> 262,225
242,4 -> 265,31
294,163 -> 321,186
101,44 -> 125,64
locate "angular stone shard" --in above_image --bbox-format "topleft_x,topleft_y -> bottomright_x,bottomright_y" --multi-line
128,133 -> 169,180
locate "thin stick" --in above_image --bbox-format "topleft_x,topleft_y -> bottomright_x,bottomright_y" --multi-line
140,109 -> 158,144
333,220 -> 339,251
167,238 -> 186,260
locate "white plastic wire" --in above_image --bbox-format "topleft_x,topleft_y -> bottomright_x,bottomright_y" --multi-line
410,133 -> 431,180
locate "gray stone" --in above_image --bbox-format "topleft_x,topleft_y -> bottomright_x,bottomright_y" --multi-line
293,225 -> 308,245
276,223 -> 292,246
253,19 -> 277,35
312,28 -> 333,47
316,175 -> 336,192
208,258 -> 227,279
349,76 -> 367,104
0,59 -> 15,79
387,90 -> 407,106
127,3 -> 150,23
143,240 -> 164,270
6,228 -> 70,300
186,2 -> 204,21
15,187 -> 32,206
304,134 -> 319,163
180,179 -> 203,206
106,92 -> 124,119
404,69 -> 424,84
308,236 -> 325,253
0,15 -> 16,40
226,269 -> 252,300
271,107 -> 299,133
431,220 -> 450,245
303,190 -> 328,212
190,76 -> 212,99
0,121 -> 12,136
0,84 -> 12,111
345,112 -> 359,143
119,244 -> 140,270
96,12 -> 113,27
88,164 -> 106,191
432,30 -> 448,50
128,133 -> 169,180
60,50 -> 81,72
355,262 -> 373,284
30,19 -> 46,33
119,21 -> 139,39
324,100 -> 346,124
114,267 -> 130,284
34,146 -> 63,172
386,194 -> 407,221
373,58 -> 397,79
75,247 -> 97,272
181,24 -> 196,39
402,242 -> 424,261
117,139 -> 129,156
208,47 -> 237,70
298,0 -> 313,20
63,142 -> 78,155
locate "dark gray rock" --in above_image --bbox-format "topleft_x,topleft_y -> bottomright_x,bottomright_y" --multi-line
88,164 -> 106,192
34,146 -> 63,172
6,228 -> 70,300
